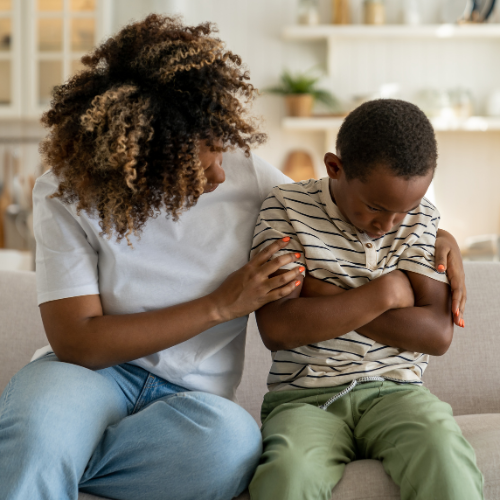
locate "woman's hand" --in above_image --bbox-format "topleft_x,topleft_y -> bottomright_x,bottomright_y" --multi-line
209,237 -> 303,323
435,229 -> 466,328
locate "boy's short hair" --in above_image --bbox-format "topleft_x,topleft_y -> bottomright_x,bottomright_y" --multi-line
336,99 -> 437,182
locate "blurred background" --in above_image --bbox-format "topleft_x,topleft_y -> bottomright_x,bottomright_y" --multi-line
1,0 -> 500,272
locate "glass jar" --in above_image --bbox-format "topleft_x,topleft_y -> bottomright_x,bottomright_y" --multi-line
332,0 -> 351,25
364,0 -> 385,25
298,0 -> 320,25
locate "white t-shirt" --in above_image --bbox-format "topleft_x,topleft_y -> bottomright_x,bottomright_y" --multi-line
32,149 -> 290,400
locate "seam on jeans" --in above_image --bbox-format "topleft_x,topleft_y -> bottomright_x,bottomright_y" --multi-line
0,377 -> 15,426
132,374 -> 155,414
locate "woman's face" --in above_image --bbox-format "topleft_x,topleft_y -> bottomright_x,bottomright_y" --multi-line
199,140 -> 225,194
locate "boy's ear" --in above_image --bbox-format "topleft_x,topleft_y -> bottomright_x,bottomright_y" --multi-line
324,152 -> 343,180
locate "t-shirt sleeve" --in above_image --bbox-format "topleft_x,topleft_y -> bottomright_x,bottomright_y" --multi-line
397,209 -> 449,284
250,187 -> 306,273
33,172 -> 100,305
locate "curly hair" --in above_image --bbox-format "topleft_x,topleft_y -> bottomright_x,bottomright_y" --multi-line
40,14 -> 266,244
336,99 -> 437,182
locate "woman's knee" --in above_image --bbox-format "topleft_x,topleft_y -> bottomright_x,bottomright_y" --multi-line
188,392 -> 262,464
0,356 -> 126,454
171,392 -> 262,495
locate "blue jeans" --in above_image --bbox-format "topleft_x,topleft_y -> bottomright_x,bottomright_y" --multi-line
0,354 -> 262,500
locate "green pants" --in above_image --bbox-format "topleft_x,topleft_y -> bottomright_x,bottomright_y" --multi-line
249,381 -> 483,500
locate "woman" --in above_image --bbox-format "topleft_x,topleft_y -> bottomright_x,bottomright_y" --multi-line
0,15 -> 466,500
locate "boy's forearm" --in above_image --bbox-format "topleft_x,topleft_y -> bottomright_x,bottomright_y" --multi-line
349,270 -> 454,355
256,278 -> 395,351
284,271 -> 454,356
356,305 -> 452,356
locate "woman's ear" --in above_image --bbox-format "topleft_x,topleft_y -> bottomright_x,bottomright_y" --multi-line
324,152 -> 343,180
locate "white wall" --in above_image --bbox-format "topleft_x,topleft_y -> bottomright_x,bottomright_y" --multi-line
110,0 -> 331,178
109,0 -> 500,246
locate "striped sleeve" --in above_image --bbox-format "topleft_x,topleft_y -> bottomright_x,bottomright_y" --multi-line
397,209 -> 449,284
250,187 -> 306,272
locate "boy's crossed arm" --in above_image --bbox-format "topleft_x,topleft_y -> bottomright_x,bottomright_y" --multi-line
256,269 -> 453,356
303,270 -> 453,355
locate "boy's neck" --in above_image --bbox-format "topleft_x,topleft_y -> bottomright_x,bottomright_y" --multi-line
328,178 -> 353,227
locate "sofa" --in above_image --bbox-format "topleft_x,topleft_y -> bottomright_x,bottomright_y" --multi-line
1,262 -> 499,500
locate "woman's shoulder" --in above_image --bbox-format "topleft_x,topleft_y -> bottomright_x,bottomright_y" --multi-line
33,168 -> 59,191
33,169 -> 81,221
32,169 -> 67,206
222,149 -> 292,203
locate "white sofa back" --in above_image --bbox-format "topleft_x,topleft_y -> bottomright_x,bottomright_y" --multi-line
1,263 -> 500,422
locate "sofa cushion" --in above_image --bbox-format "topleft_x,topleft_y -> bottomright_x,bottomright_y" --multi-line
78,414 -> 500,500
456,413 -> 500,500
327,413 -> 500,500
424,262 -> 500,416
0,270 -> 46,393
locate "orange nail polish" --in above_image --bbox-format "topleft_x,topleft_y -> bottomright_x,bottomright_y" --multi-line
295,280 -> 301,287
460,319 -> 465,328
299,266 -> 305,273
282,237 -> 290,242
437,264 -> 445,272
455,309 -> 460,317
295,253 -> 301,259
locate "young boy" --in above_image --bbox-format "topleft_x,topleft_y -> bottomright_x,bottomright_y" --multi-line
249,99 -> 483,500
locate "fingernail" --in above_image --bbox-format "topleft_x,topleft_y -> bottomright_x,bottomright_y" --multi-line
295,280 -> 301,287
455,309 -> 460,317
460,319 -> 465,328
282,237 -> 290,242
299,266 -> 305,273
295,253 -> 301,259
437,264 -> 445,272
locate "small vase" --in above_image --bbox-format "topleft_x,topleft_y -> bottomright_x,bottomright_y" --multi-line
297,0 -> 320,25
332,0 -> 351,24
364,0 -> 385,25
285,94 -> 314,117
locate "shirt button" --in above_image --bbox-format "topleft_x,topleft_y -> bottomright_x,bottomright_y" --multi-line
366,243 -> 373,248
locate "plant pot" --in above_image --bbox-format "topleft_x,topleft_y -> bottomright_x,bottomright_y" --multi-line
285,94 -> 314,117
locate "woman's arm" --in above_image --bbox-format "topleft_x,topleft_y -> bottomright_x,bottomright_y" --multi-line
40,238 -> 303,370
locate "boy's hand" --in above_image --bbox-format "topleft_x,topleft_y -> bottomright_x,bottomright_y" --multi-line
435,229 -> 466,327
378,270 -> 415,309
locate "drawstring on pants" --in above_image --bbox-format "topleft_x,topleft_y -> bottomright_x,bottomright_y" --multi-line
319,377 -> 386,410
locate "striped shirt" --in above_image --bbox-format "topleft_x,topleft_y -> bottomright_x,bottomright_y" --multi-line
251,177 -> 449,392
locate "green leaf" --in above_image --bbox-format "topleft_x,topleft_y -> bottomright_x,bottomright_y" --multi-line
312,89 -> 339,108
264,68 -> 338,108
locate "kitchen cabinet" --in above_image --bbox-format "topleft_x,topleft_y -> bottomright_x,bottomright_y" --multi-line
0,0 -> 112,119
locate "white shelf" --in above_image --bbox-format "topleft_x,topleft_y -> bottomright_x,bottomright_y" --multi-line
283,116 -> 500,132
283,24 -> 500,41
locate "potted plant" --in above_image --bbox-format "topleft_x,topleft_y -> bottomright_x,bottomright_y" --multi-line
266,69 -> 339,117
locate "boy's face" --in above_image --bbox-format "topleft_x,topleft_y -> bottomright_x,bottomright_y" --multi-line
324,152 -> 433,239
